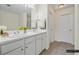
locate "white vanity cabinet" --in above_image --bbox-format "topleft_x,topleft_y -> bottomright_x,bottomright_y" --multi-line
0,39 -> 24,55
24,32 -> 47,55
0,31 -> 47,55
24,37 -> 35,55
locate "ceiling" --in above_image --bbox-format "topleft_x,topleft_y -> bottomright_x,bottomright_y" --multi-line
50,4 -> 74,10
0,4 -> 74,14
0,4 -> 34,14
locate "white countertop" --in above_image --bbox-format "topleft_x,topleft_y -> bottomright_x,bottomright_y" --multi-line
0,30 -> 46,45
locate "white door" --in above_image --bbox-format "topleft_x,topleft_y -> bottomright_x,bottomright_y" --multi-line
41,33 -> 47,50
48,11 -> 54,43
58,13 -> 74,44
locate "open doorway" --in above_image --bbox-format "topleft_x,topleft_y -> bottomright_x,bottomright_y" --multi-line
42,4 -> 75,55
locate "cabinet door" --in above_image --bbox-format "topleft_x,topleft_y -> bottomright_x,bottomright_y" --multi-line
41,33 -> 47,50
25,40 -> 35,55
6,47 -> 24,55
36,35 -> 42,55
41,38 -> 45,50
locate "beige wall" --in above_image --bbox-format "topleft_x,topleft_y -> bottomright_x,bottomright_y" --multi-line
19,13 -> 27,27
0,11 -> 2,25
0,10 -> 19,30
0,10 -> 28,30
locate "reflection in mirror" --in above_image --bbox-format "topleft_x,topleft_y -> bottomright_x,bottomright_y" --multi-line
0,4 -> 47,36
0,4 -> 32,31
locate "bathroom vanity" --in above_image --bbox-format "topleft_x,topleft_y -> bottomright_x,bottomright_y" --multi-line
0,4 -> 48,55
0,30 -> 47,55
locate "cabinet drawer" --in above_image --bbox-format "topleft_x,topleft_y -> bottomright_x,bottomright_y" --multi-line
6,47 -> 24,55
25,36 -> 35,44
1,40 -> 24,54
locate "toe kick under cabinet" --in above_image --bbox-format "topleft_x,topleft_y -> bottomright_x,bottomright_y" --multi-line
0,32 -> 47,55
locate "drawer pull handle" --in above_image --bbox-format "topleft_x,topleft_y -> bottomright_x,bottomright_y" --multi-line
25,47 -> 28,48
21,48 -> 24,51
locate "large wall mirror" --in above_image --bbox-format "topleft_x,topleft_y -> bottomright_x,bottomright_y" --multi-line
0,4 -> 32,31
0,4 -> 47,31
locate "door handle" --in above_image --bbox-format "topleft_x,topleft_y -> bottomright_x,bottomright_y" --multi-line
21,48 -> 24,51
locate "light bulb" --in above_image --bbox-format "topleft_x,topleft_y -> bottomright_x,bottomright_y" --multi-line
58,4 -> 64,8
